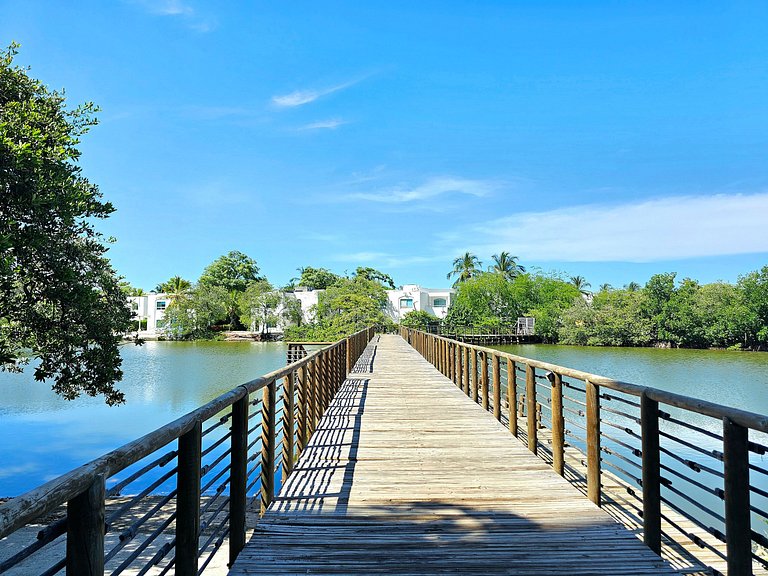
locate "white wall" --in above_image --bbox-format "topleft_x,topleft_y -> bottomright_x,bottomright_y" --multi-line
127,293 -> 169,335
385,285 -> 454,322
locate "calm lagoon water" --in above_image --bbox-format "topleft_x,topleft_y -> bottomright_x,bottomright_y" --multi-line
2,339 -> 767,540
493,343 -> 768,537
492,343 -> 768,416
0,341 -> 286,496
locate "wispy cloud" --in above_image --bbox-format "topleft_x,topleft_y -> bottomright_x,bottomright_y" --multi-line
333,251 -> 443,269
131,0 -> 215,31
457,192 -> 768,262
346,176 -> 495,204
299,118 -> 349,130
272,79 -> 360,108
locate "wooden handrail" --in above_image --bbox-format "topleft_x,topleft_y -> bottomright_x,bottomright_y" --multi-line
401,327 -> 768,576
0,326 -> 375,575
403,329 -> 768,432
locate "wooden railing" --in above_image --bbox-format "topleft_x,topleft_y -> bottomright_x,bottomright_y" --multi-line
401,328 -> 768,576
0,327 -> 375,576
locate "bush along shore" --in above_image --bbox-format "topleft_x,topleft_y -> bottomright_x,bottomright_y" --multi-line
402,267 -> 768,352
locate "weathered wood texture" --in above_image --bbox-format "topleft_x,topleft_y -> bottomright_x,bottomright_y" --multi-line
230,335 -> 675,575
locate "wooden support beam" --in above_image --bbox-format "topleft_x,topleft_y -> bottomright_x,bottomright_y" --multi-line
550,372 -> 564,476
492,354 -> 501,421
723,417 -> 751,575
507,359 -> 517,437
260,380 -> 276,515
640,392 -> 661,555
297,365 -> 307,452
586,380 -> 601,506
229,395 -> 248,565
283,373 -> 295,478
481,352 -> 489,411
66,474 -> 105,576
526,365 -> 537,452
176,421 -> 202,575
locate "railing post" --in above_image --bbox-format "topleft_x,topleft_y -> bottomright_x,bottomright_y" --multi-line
308,358 -> 318,435
321,352 -> 329,414
66,474 -> 105,576
297,364 -> 307,452
176,421 -> 202,576
723,417 -> 751,575
462,347 -> 470,396
346,338 -> 351,374
586,379 -> 601,506
549,372 -> 564,476
229,394 -> 248,565
481,352 -> 489,411
260,379 -> 276,515
442,340 -> 448,377
640,392 -> 661,555
526,365 -> 537,452
492,354 -> 501,421
507,359 -> 517,437
471,348 -> 479,403
283,373 -> 295,478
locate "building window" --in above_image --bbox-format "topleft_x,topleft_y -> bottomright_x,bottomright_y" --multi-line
156,301 -> 166,310
399,298 -> 414,308
433,298 -> 447,307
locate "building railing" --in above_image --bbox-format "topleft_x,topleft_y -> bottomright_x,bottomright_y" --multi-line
401,327 -> 768,576
0,327 -> 375,576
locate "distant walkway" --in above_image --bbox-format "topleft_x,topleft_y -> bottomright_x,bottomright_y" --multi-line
229,335 -> 674,575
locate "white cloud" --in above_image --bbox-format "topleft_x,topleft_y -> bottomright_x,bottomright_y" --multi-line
155,0 -> 192,15
299,118 -> 348,130
347,176 -> 495,203
461,193 -> 768,262
133,0 -> 193,16
131,0 -> 214,31
272,80 -> 359,107
332,251 -> 443,268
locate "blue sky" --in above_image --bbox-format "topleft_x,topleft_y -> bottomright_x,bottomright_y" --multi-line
3,1 -> 768,290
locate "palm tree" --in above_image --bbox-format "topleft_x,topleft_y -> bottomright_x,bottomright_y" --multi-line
569,275 -> 592,296
599,283 -> 612,292
155,276 -> 192,302
447,252 -> 482,287
625,281 -> 641,292
488,252 -> 526,281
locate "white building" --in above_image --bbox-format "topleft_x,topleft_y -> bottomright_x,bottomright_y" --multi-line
285,284 -> 454,325
128,283 -> 455,337
128,293 -> 170,336
384,284 -> 455,322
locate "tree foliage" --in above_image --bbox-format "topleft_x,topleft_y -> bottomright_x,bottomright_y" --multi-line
446,252 -> 482,287
488,252 -> 525,281
162,283 -> 228,339
198,251 -> 261,293
284,277 -> 389,341
155,275 -> 192,298
239,280 -> 282,334
400,309 -> 438,330
354,266 -> 395,289
0,44 -> 132,404
292,266 -> 340,290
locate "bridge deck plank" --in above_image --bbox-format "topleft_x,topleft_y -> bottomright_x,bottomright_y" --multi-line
229,335 -> 675,575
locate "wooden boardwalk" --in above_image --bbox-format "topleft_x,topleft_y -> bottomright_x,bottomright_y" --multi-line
229,335 -> 675,575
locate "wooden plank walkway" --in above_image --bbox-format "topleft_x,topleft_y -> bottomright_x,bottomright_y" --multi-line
229,335 -> 676,575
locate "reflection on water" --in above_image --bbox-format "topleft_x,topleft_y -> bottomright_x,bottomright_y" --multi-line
493,344 -> 768,416
493,343 -> 768,538
0,341 -> 286,496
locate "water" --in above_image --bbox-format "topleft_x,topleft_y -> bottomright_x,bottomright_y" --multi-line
0,341 -> 286,496
492,343 -> 768,539
491,343 -> 768,416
